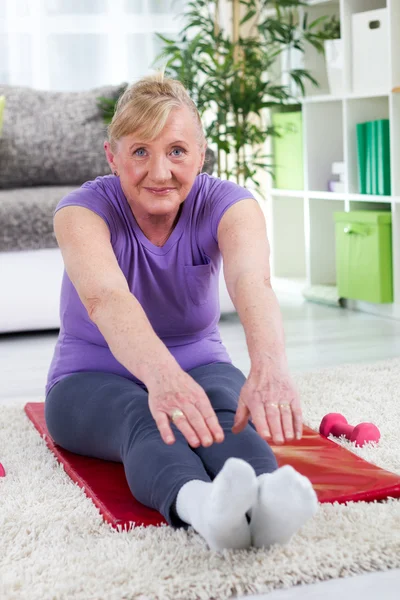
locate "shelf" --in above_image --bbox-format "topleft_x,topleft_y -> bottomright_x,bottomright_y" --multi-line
308,191 -> 347,201
302,91 -> 390,104
346,91 -> 390,101
271,189 -> 396,203
346,193 -> 393,203
306,0 -> 339,5
309,192 -> 394,202
265,0 -> 338,18
301,94 -> 342,104
270,189 -> 304,198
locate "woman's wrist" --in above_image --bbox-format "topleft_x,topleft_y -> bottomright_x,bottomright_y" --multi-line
249,351 -> 289,379
142,356 -> 182,390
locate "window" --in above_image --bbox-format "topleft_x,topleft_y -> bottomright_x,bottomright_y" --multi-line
0,0 -> 185,90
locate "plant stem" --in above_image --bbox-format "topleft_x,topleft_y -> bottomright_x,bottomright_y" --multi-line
232,0 -> 240,61
214,1 -> 222,178
232,0 -> 239,184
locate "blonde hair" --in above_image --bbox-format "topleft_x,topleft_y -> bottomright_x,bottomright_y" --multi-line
107,71 -> 206,153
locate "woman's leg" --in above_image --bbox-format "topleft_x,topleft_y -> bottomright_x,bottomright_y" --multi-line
45,371 -> 211,529
45,370 -> 260,550
172,362 -> 277,550
187,362 -> 279,477
185,363 -> 318,548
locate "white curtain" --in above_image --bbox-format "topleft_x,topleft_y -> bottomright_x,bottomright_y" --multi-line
0,0 -> 186,91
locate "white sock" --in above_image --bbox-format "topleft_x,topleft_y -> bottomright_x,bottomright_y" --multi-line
175,457 -> 258,551
249,465 -> 319,548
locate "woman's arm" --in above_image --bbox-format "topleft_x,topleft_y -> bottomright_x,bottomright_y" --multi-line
90,289 -> 179,384
217,198 -> 287,371
54,206 -> 178,384
217,198 -> 302,443
54,205 -> 224,447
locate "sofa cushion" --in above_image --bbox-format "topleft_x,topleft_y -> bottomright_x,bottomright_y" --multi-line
0,186 -> 75,252
0,84 -> 216,190
0,84 -> 126,189
0,95 -> 5,136
0,149 -> 215,253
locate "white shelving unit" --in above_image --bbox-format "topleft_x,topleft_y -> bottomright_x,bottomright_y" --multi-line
268,0 -> 400,319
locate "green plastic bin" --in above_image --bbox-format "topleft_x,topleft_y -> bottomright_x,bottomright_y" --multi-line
272,111 -> 304,190
334,211 -> 393,303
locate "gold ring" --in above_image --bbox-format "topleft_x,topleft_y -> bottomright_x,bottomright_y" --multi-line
280,403 -> 291,409
170,409 -> 185,422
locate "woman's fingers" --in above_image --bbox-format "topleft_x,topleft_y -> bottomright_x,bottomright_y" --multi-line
158,398 -> 225,448
169,405 -> 221,447
232,371 -> 303,444
265,403 -> 285,443
280,403 -> 295,440
247,399 -> 292,444
169,410 -> 202,447
151,404 -> 201,447
292,403 -> 303,439
153,411 -> 179,445
248,402 -> 272,440
232,399 -> 250,433
187,401 -> 225,444
204,411 -> 225,443
148,370 -> 225,447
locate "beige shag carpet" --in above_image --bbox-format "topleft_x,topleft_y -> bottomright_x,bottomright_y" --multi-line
1,357 -> 400,600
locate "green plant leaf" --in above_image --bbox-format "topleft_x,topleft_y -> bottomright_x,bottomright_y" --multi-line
240,8 -> 257,26
308,15 -> 329,30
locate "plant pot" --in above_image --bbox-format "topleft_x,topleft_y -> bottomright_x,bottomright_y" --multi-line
325,39 -> 344,96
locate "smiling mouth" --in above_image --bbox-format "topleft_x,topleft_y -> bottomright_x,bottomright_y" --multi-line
145,187 -> 176,194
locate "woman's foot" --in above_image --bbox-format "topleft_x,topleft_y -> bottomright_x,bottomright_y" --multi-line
249,465 -> 318,548
175,457 -> 258,551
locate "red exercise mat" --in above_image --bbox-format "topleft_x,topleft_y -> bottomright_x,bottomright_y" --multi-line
24,402 -> 400,530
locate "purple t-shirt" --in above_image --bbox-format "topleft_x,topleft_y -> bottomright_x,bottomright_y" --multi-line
46,173 -> 255,395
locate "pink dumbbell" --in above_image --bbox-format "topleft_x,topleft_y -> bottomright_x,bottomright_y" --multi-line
320,413 -> 380,447
0,463 -> 5,477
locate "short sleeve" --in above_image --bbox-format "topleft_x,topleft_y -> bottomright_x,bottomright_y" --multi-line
54,179 -> 119,246
207,177 -> 256,242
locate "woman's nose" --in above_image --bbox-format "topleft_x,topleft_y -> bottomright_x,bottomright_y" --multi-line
148,156 -> 171,182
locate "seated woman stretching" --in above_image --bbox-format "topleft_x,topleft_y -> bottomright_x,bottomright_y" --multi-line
45,73 -> 318,551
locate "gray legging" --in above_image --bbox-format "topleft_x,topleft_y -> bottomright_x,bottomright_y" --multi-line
45,362 -> 278,528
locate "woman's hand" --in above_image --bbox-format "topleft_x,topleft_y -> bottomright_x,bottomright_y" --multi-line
147,368 -> 225,447
231,363 -> 302,444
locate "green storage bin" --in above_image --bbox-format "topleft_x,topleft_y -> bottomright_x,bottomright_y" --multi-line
334,211 -> 393,303
272,111 -> 304,190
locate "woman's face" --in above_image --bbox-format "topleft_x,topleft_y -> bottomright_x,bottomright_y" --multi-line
105,105 -> 205,218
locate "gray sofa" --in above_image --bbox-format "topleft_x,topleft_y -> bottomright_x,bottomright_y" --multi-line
0,83 -> 231,334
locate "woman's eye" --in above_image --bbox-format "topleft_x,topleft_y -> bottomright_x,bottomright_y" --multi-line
132,147 -> 185,157
171,148 -> 185,157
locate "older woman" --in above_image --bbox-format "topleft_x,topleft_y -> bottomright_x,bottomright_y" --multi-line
45,73 -> 317,552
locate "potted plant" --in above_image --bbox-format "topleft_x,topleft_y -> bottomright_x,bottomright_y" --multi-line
321,14 -> 343,96
154,0 -> 333,192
